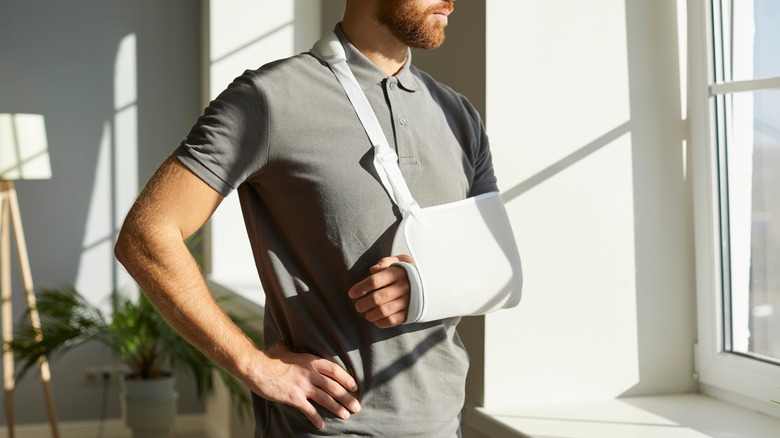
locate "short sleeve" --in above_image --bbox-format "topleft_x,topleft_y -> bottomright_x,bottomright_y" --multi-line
174,70 -> 269,197
464,99 -> 498,197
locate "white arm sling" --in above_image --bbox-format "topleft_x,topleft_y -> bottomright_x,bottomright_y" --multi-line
312,32 -> 523,323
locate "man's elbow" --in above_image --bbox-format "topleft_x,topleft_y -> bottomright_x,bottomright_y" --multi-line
114,222 -> 141,268
114,228 -> 131,266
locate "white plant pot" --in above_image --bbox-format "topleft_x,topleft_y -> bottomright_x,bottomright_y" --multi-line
120,374 -> 179,438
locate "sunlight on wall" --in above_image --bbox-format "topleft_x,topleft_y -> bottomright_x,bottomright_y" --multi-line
76,33 -> 138,303
206,1 -> 294,298
77,121 -> 114,303
113,33 -> 139,295
209,0 -> 295,100
677,0 -> 689,180
677,0 -> 688,122
206,1 -> 320,304
484,0 -> 638,407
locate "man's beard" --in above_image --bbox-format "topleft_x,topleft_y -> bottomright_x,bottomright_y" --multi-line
376,0 -> 454,50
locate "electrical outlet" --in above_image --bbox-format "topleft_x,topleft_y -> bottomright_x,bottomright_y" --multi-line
81,365 -> 127,386
81,366 -> 100,385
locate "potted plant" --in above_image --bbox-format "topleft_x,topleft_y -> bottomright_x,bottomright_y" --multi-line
9,286 -> 262,437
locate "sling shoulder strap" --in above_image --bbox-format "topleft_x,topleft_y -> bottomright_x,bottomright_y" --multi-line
312,32 -> 421,218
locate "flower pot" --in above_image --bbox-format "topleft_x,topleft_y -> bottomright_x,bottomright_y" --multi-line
120,374 -> 179,438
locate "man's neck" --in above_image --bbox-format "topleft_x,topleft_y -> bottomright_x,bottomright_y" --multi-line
340,11 -> 408,76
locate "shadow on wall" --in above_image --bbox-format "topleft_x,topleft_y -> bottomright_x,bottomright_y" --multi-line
0,0 -> 202,425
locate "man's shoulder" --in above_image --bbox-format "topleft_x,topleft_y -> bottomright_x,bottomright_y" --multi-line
245,52 -> 325,84
214,52 -> 327,107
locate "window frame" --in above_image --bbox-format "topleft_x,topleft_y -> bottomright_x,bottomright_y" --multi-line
690,0 -> 780,417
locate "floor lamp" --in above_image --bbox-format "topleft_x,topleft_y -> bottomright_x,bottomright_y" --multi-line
0,113 -> 60,437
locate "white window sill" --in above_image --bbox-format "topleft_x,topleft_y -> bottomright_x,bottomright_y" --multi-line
463,394 -> 780,438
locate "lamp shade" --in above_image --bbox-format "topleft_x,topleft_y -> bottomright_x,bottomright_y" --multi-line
0,113 -> 52,180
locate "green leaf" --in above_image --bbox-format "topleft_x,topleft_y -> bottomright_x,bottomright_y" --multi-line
9,285 -> 262,409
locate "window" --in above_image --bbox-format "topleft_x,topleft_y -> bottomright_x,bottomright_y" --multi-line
713,0 -> 780,365
693,0 -> 780,414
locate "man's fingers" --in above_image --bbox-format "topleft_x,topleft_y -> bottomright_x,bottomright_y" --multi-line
353,267 -> 407,311
311,373 -> 361,417
370,254 -> 413,273
309,386 -> 351,420
297,399 -> 325,429
352,255 -> 414,297
372,256 -> 399,270
257,346 -> 360,429
354,285 -> 402,313
373,311 -> 408,328
349,255 -> 413,327
363,296 -> 408,323
348,267 -> 398,299
314,358 -> 359,394
307,362 -> 361,424
294,360 -> 361,426
395,254 -> 413,264
312,359 -> 361,416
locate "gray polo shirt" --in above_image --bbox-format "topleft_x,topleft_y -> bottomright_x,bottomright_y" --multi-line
175,28 -> 497,438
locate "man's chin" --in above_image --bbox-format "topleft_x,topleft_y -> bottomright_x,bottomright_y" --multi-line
407,25 -> 447,50
414,35 -> 446,50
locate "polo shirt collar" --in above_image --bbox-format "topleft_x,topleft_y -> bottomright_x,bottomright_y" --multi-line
334,25 -> 421,92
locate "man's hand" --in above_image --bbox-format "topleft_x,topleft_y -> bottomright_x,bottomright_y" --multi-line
348,255 -> 413,328
248,341 -> 361,430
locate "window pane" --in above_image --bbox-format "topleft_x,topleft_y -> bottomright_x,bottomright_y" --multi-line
715,0 -> 780,82
722,89 -> 780,362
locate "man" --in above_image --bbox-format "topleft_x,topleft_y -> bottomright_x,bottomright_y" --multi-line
115,0 -> 497,436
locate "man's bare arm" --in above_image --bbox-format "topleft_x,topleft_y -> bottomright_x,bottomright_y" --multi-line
115,156 -> 360,429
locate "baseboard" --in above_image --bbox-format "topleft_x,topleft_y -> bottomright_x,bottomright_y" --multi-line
0,414 -> 205,438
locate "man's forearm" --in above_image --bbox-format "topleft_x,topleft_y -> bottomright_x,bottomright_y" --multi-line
115,224 -> 261,380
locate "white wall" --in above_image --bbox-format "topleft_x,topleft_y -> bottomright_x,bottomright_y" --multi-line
0,0 -> 203,425
206,0 -> 322,305
480,0 -> 696,408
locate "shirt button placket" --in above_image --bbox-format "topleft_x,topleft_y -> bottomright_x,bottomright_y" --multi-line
388,80 -> 407,127
385,77 -> 416,165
